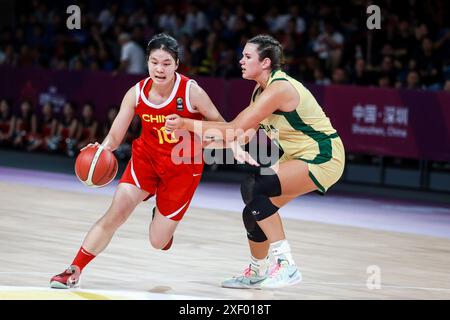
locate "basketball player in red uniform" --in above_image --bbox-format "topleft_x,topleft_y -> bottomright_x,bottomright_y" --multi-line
50,33 -> 255,289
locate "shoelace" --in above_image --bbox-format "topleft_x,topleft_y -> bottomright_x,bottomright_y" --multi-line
268,263 -> 282,278
241,264 -> 263,278
243,264 -> 260,277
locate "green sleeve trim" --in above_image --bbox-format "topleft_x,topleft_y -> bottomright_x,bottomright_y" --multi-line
270,69 -> 281,78
252,87 -> 261,102
269,78 -> 289,85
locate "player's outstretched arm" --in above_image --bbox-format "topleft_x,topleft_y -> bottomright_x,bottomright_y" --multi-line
180,81 -> 259,166
166,82 -> 287,142
81,87 -> 135,152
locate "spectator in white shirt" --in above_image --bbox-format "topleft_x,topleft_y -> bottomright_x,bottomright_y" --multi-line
313,21 -> 344,69
118,33 -> 145,75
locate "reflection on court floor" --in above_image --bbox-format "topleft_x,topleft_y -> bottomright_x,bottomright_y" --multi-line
0,285 -> 208,300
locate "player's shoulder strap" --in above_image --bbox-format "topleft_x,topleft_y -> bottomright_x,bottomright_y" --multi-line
180,73 -> 199,114
134,77 -> 150,106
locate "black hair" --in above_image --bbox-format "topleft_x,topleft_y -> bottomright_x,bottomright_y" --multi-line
83,102 -> 95,110
0,98 -> 11,107
146,33 -> 179,63
247,34 -> 284,70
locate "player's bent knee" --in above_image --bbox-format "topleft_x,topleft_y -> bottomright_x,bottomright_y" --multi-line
240,171 -> 282,205
245,195 -> 279,221
253,171 -> 282,198
148,233 -> 170,250
242,207 -> 268,242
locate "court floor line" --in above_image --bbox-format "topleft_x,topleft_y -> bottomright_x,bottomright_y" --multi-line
0,285 -> 212,300
1,273 -> 449,294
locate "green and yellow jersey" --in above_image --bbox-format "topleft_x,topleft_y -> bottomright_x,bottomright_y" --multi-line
252,69 -> 345,192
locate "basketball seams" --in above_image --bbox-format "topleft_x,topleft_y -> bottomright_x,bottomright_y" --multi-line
75,146 -> 118,188
94,150 -> 114,187
86,146 -> 104,187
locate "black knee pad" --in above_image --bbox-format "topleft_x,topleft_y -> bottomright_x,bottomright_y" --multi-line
245,195 -> 279,221
240,174 -> 256,205
240,169 -> 282,205
242,208 -> 267,242
253,168 -> 282,198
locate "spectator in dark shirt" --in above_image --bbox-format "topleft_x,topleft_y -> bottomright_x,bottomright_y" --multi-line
0,99 -> 15,147
351,58 -> 374,86
76,103 -> 99,151
13,100 -> 37,149
27,102 -> 58,152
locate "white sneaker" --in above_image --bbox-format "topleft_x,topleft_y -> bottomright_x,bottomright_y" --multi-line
221,265 -> 268,289
260,259 -> 302,289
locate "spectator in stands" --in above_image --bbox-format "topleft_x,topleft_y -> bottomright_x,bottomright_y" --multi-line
393,20 -> 416,66
378,56 -> 398,87
27,102 -> 58,152
117,33 -> 145,75
378,75 -> 392,88
76,103 -> 99,151
313,68 -> 331,85
444,80 -> 450,92
416,37 -> 443,88
12,100 -> 37,149
332,68 -> 348,85
3,0 -> 450,91
48,102 -> 78,157
115,115 -> 141,161
351,58 -> 373,86
101,105 -> 139,161
215,47 -> 240,78
312,19 -> 344,69
184,3 -> 209,35
0,99 -> 15,147
102,106 -> 118,140
406,71 -> 422,90
158,5 -> 177,35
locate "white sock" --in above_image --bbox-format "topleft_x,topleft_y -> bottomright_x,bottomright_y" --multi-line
270,239 -> 296,266
250,255 -> 269,276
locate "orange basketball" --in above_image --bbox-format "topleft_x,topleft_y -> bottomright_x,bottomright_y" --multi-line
75,145 -> 118,187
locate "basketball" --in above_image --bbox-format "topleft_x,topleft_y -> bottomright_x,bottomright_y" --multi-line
75,145 -> 118,187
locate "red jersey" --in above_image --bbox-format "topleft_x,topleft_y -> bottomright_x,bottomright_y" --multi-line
0,114 -> 13,135
119,73 -> 205,221
133,73 -> 203,160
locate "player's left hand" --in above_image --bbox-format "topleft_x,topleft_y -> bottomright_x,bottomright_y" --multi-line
165,114 -> 184,134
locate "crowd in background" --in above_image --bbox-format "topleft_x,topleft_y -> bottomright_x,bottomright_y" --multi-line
1,0 -> 450,173
1,0 -> 450,91
0,98 -> 140,159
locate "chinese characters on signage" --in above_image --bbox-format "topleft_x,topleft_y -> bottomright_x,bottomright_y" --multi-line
352,104 -> 409,138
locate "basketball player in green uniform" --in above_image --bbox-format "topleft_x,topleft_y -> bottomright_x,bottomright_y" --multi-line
165,34 -> 345,289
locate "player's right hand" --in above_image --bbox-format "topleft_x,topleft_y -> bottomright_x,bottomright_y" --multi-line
165,114 -> 184,134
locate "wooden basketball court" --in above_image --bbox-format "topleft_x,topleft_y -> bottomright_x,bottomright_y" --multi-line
1,178 -> 450,300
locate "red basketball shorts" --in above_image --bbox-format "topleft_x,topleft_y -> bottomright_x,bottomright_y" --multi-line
119,150 -> 203,221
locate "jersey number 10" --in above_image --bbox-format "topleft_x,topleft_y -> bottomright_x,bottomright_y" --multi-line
153,127 -> 179,144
